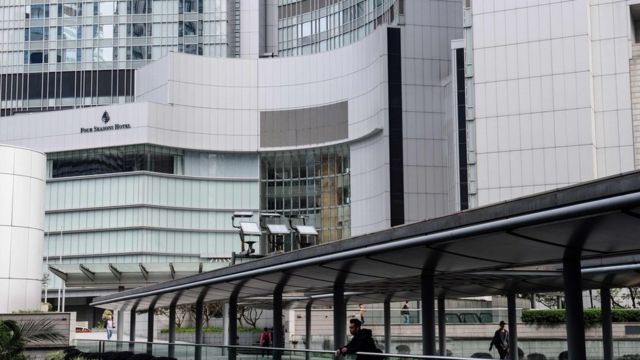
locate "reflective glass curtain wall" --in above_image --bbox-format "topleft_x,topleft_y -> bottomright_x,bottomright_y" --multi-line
0,0 -> 229,116
277,0 -> 397,56
260,145 -> 351,244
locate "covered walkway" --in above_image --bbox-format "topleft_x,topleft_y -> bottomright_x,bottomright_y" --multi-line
91,171 -> 640,360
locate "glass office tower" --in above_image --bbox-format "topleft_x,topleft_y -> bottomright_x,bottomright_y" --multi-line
0,0 -> 230,116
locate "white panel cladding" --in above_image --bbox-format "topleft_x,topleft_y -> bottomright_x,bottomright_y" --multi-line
402,0 -> 462,221
0,102 -> 152,153
591,0 -> 635,176
471,0 -> 607,206
0,145 -> 46,313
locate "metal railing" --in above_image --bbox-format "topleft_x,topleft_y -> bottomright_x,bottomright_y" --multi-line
75,340 -> 478,360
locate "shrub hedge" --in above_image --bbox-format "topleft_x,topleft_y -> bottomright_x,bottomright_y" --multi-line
159,326 -> 260,334
522,309 -> 640,326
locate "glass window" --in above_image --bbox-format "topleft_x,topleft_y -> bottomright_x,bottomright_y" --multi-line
49,145 -> 183,178
29,4 -> 50,19
94,2 -> 116,16
94,24 -> 114,39
128,0 -> 152,14
93,47 -> 114,62
26,27 -> 49,41
60,3 -> 81,17
179,21 -> 199,36
127,23 -> 151,37
183,44 -> 203,55
179,0 -> 201,13
60,49 -> 80,63
127,46 -> 151,60
58,26 -> 81,40
25,50 -> 49,64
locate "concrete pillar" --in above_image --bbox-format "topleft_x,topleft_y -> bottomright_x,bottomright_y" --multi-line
421,273 -> 436,355
305,301 -> 312,360
507,293 -> 518,360
437,296 -> 446,356
383,298 -> 391,353
563,255 -> 586,360
333,281 -> 346,349
601,287 -> 613,360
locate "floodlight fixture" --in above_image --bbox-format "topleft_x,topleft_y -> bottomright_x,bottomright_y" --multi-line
290,215 -> 318,249
266,224 -> 290,235
231,212 -> 260,255
294,225 -> 318,236
232,211 -> 255,229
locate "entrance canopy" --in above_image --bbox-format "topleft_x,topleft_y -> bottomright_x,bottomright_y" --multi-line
92,171 -> 640,311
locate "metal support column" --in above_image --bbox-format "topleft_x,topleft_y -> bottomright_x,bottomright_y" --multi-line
195,297 -> 204,360
601,287 -> 613,360
507,293 -> 518,360
168,295 -> 179,359
305,301 -> 313,360
383,297 -> 391,353
273,284 -> 284,360
228,291 -> 239,360
563,255 -> 586,360
146,298 -> 157,355
129,304 -> 137,352
438,296 -> 446,356
421,272 -> 436,355
333,281 -> 346,350
116,310 -> 124,348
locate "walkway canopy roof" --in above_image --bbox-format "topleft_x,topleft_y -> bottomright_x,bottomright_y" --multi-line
92,171 -> 640,311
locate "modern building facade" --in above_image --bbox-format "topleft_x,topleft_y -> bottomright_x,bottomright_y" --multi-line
0,144 -> 46,313
455,0 -> 640,209
0,0 -> 461,323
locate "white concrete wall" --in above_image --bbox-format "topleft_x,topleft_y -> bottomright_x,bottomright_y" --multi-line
470,0 -> 635,206
0,144 -> 46,312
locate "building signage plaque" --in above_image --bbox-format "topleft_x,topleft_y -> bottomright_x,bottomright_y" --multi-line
80,111 -> 131,133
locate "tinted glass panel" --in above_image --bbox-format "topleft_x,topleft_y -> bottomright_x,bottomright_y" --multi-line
30,4 -> 49,18
50,145 -> 182,178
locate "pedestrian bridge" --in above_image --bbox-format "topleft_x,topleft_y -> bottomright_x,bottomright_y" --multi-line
91,171 -> 640,360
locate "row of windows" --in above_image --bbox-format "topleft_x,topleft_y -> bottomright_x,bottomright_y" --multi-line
23,46 -> 155,64
24,24 -> 148,41
24,20 -> 203,42
277,0 -> 395,55
25,0 -> 213,19
260,145 -> 351,243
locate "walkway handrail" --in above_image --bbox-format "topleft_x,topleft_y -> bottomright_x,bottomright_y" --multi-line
76,339 -> 478,359
357,352 -> 476,360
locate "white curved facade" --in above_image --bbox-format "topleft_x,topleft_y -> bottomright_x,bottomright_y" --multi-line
0,144 -> 46,313
0,0 -> 462,322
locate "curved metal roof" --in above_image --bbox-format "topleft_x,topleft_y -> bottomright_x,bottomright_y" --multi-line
92,171 -> 640,311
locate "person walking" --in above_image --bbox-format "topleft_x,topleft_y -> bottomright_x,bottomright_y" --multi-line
358,304 -> 366,324
106,316 -> 114,341
489,320 -> 509,359
400,301 -> 410,324
335,319 -> 380,360
259,327 -> 271,357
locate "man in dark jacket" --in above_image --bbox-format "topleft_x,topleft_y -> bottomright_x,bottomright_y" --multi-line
335,319 -> 380,360
489,320 -> 509,359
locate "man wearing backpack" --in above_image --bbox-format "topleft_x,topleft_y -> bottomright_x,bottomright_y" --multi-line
400,301 -> 410,324
335,319 -> 381,360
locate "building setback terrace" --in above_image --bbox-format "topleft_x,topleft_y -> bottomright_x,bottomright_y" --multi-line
91,170 -> 640,360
